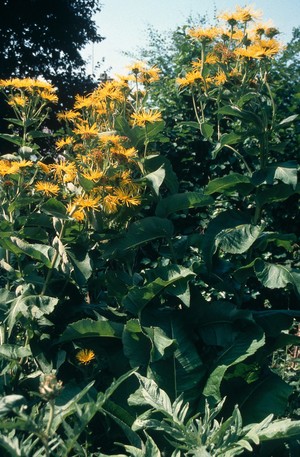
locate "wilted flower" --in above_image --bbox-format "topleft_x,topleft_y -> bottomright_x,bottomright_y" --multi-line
39,373 -> 63,400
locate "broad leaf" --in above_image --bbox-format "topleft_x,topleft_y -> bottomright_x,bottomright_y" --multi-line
203,324 -> 265,401
200,122 -> 214,139
255,183 -> 296,206
58,317 -> 123,343
215,224 -> 263,254
67,250 -> 92,286
41,198 -> 68,218
201,210 -> 252,267
238,372 -> 293,424
0,133 -> 23,146
155,192 -> 213,218
141,165 -> 166,196
252,161 -> 298,189
0,344 -> 31,360
205,173 -> 254,196
122,265 -> 195,314
254,260 -> 300,294
1,236 -> 56,268
104,217 -> 174,258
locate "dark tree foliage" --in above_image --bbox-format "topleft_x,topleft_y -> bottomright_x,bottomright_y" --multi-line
0,0 -> 103,105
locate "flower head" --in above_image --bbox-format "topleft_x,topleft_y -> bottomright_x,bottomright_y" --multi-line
76,349 -> 96,365
187,26 -> 219,42
35,181 -> 60,197
131,109 -> 162,127
73,195 -> 101,211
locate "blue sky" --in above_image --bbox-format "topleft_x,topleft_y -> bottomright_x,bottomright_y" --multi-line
82,0 -> 300,77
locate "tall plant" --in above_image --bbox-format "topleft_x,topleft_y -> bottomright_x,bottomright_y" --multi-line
0,5 -> 299,456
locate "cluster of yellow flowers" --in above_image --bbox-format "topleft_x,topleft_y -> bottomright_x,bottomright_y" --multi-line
0,64 -> 163,226
0,77 -> 58,111
176,5 -> 282,91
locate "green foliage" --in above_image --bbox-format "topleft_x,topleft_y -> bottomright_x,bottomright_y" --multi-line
0,5 -> 299,456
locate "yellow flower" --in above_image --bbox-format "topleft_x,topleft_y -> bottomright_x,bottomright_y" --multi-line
51,160 -> 77,181
176,70 -> 204,88
57,110 -> 80,122
234,39 -> 282,59
82,169 -> 104,182
102,194 -> 119,214
38,90 -> 58,103
73,195 -> 101,211
213,70 -> 227,86
73,122 -> 99,138
55,137 -> 74,150
7,160 -> 32,174
98,134 -> 124,147
205,53 -> 219,65
72,209 -> 85,222
0,160 -> 12,176
7,95 -> 27,107
37,161 -> 51,174
187,26 -> 219,42
73,94 -> 94,110
131,109 -> 162,127
76,349 -> 96,365
111,146 -> 137,160
113,187 -> 141,207
235,6 -> 262,23
93,81 -> 124,102
0,77 -> 55,92
35,181 -> 60,196
127,61 -> 148,74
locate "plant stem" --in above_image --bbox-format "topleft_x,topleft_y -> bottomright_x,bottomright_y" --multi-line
41,221 -> 65,296
225,145 -> 252,174
45,399 -> 55,436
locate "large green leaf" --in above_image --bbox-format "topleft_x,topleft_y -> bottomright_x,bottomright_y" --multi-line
104,217 -> 174,258
142,310 -> 205,400
141,165 -> 165,196
200,122 -> 214,139
41,198 -> 68,218
203,324 -> 265,401
255,183 -> 296,207
238,372 -> 293,424
0,133 -> 23,146
195,301 -> 254,347
122,319 -> 152,367
155,192 -> 213,218
254,260 -> 300,294
0,236 -> 56,268
58,317 -> 123,343
217,105 -> 262,126
144,326 -> 177,363
205,173 -> 254,196
67,250 -> 92,286
211,132 -> 243,158
144,154 -> 179,194
122,265 -> 195,314
254,232 -> 297,252
252,161 -> 298,189
201,210 -> 252,267
215,224 -> 263,254
6,292 -> 58,336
